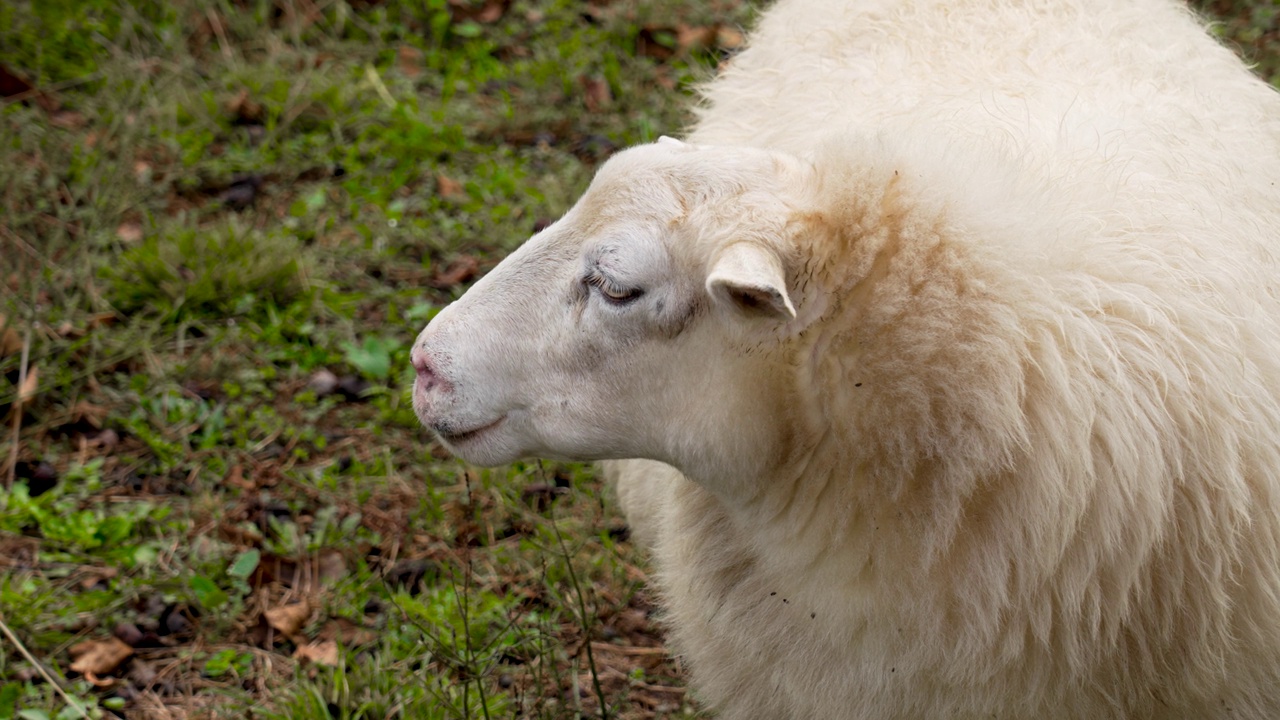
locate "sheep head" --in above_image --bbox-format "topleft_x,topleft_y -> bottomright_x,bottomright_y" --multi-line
411,139 -> 824,493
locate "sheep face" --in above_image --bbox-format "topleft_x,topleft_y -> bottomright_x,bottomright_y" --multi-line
411,139 -> 818,490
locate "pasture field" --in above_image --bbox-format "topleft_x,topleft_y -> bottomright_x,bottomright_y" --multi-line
0,1 -> 1276,717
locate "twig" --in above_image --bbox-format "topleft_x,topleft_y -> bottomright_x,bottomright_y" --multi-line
207,8 -> 234,62
0,614 -> 91,719
364,64 -> 397,109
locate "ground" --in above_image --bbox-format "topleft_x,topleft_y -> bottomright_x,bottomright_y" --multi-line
0,1 -> 1276,718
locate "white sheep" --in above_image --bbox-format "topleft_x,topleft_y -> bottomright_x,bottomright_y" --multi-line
410,0 -> 1280,717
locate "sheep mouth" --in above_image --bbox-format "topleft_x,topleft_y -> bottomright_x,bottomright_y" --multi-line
435,416 -> 505,444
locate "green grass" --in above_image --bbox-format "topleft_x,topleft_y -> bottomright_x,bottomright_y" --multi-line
0,0 -> 1275,718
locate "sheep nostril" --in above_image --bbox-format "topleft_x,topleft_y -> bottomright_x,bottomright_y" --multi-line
411,350 -> 437,389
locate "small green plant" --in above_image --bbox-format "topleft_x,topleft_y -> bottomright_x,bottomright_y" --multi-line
342,336 -> 404,380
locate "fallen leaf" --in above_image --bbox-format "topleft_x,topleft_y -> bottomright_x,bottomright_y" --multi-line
579,75 -> 612,112
293,639 -> 339,666
396,45 -> 424,78
430,255 -> 479,288
79,566 -> 119,590
224,464 -> 255,490
69,637 -> 134,676
716,26 -> 745,50
447,0 -> 509,23
317,617 -> 377,647
0,314 -> 21,357
17,367 -> 38,404
265,599 -> 312,639
436,174 -> 466,201
675,24 -> 716,52
226,89 -> 264,123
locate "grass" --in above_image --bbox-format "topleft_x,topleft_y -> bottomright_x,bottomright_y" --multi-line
0,0 -> 1276,718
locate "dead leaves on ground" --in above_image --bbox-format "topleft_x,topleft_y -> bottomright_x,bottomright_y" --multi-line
264,598 -> 377,668
70,637 -> 135,685
429,255 -> 480,288
0,315 -> 22,357
446,0 -> 510,24
636,23 -> 746,62
265,598 -> 312,639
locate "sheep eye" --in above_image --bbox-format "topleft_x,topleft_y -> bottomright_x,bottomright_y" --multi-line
586,273 -> 644,305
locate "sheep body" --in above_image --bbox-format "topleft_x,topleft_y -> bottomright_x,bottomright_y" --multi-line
607,0 -> 1280,717
411,0 -> 1280,716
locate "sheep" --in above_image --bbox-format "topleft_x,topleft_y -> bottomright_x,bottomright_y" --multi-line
409,0 -> 1280,716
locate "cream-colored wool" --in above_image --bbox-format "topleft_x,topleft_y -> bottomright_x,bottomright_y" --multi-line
412,0 -> 1280,717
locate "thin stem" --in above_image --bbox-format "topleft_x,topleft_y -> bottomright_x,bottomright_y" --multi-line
544,462 -> 609,719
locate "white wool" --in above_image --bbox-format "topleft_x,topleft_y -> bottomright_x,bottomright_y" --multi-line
413,0 -> 1280,717
618,0 -> 1280,717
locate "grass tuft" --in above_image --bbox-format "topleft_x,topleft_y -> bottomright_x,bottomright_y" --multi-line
104,222 -> 310,321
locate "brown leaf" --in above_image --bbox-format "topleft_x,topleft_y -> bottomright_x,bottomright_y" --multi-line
79,566 -> 119,590
0,314 -> 21,357
293,639 -> 339,666
396,45 -> 424,78
579,75 -> 612,112
69,637 -> 134,676
716,26 -> 745,50
430,255 -> 479,288
115,221 -> 143,243
224,464 -> 255,491
17,367 -> 38,404
226,89 -> 264,123
317,617 -> 377,648
265,599 -> 312,639
69,401 -> 110,429
436,174 -> 466,201
675,24 -> 716,52
447,0 -> 509,23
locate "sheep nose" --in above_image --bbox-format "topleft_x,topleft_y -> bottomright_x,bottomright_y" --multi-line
411,349 -> 437,390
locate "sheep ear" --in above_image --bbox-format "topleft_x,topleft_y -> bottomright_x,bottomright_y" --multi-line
657,135 -> 685,147
706,243 -> 796,320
